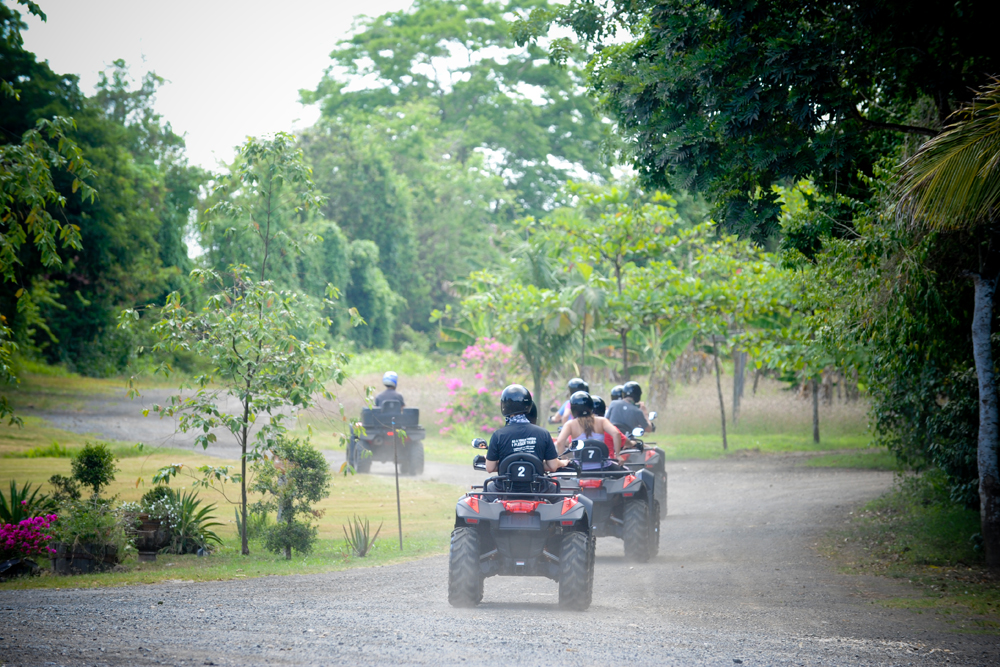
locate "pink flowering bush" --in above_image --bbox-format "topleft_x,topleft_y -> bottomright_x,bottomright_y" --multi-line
437,338 -> 522,436
0,514 -> 58,560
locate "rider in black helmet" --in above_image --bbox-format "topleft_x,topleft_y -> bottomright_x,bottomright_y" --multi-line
610,385 -> 624,401
550,377 -> 590,424
606,380 -> 652,434
554,391 -> 623,458
486,385 -> 564,473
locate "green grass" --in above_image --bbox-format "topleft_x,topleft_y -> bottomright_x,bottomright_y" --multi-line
653,432 -> 872,461
801,448 -> 901,470
0,532 -> 449,590
343,349 -> 442,377
3,440 -> 185,459
823,472 -> 1000,632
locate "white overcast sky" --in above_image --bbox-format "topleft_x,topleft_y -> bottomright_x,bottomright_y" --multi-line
19,0 -> 413,171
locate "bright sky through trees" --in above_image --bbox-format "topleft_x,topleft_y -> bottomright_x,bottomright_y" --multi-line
19,0 -> 412,170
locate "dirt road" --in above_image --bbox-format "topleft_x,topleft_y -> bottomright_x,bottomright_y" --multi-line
6,391 -> 998,665
3,454 -> 998,666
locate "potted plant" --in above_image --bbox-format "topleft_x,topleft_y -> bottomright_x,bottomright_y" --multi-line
50,499 -> 129,574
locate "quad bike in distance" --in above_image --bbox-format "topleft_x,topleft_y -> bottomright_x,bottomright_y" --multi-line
448,439 -> 596,610
615,412 -> 668,523
346,400 -> 425,475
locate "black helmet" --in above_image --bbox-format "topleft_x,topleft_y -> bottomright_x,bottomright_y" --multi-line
610,384 -> 624,400
622,381 -> 642,402
567,377 -> 589,394
500,384 -> 533,416
569,391 -> 594,418
527,401 -> 538,425
591,395 -> 607,417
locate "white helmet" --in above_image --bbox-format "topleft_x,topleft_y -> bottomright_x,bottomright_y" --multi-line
382,371 -> 398,388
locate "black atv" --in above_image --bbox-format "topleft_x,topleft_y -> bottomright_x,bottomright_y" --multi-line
448,440 -> 595,610
346,400 -> 425,475
554,438 -> 661,562
617,416 -> 668,523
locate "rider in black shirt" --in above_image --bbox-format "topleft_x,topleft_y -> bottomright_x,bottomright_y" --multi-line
605,381 -> 651,434
486,385 -> 563,473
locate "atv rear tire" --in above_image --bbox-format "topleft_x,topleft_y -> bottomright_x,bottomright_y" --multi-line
623,498 -> 651,562
353,442 -> 372,474
649,500 -> 661,558
408,441 -> 425,476
585,534 -> 596,607
558,532 -> 592,610
448,527 -> 482,607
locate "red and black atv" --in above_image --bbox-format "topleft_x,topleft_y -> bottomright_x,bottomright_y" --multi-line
554,423 -> 665,562
448,440 -> 595,610
618,419 -> 668,524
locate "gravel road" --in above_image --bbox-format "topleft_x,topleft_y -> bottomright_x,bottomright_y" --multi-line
3,455 -> 999,666
7,391 -> 998,665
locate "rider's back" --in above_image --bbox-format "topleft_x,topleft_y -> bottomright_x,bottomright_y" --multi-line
606,399 -> 648,433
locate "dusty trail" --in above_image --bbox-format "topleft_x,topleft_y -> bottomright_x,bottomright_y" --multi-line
6,392 -> 998,665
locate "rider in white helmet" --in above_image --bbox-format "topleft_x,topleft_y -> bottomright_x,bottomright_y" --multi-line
375,371 -> 405,407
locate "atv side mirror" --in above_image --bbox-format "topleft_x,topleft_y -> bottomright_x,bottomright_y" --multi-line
472,454 -> 487,470
648,411 -> 657,421
632,427 -> 645,438
471,438 -> 488,449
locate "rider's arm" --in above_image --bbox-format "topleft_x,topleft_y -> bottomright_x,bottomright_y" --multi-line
486,459 -> 498,473
604,418 -> 622,457
544,458 -> 565,471
485,433 -> 500,473
554,422 -> 572,454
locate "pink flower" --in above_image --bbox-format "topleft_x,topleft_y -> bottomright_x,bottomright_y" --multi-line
481,426 -> 496,433
446,378 -> 463,392
474,373 -> 483,379
477,387 -> 488,394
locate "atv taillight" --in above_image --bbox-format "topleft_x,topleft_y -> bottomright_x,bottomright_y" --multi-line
579,479 -> 603,489
502,500 -> 542,513
622,474 -> 637,488
462,496 -> 480,513
560,496 -> 580,515
645,450 -> 655,461
386,430 -> 394,436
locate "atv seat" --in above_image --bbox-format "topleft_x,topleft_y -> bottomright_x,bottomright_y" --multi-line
574,439 -> 625,471
487,453 -> 558,494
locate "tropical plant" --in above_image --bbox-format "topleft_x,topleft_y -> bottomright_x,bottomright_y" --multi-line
343,515 -> 382,558
54,499 -> 129,553
0,481 -> 55,524
893,80 -> 1000,568
47,475 -> 81,504
233,506 -> 272,541
71,442 -> 118,497
160,488 -> 223,555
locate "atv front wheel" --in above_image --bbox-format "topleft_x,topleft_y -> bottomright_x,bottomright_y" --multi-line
448,527 -> 482,607
558,532 -> 592,610
623,498 -> 651,562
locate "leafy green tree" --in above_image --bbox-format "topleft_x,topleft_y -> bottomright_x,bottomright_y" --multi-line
251,437 -> 331,560
71,442 -> 118,497
517,0 -> 999,242
129,134 -> 346,556
893,81 -> 1000,567
346,240 -> 400,349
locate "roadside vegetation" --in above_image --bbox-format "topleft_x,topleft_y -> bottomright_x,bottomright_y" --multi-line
826,473 -> 1000,631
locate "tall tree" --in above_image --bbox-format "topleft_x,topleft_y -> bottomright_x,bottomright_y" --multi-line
894,82 -> 1000,567
517,0 -> 999,242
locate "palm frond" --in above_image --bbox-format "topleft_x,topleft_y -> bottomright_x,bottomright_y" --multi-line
896,79 -> 1000,231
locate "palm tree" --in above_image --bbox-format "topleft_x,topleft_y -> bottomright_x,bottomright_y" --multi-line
895,80 -> 1000,567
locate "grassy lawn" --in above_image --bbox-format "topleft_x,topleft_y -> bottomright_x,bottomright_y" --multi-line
822,474 -> 1000,633
0,417 -> 462,590
800,448 -> 901,471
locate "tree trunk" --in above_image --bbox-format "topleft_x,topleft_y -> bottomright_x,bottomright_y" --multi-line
811,377 -> 820,444
531,364 -> 544,417
240,400 -> 250,556
712,338 -> 727,450
580,319 -> 587,380
285,515 -> 292,560
971,271 -> 1000,567
732,349 -> 746,423
620,329 -> 630,381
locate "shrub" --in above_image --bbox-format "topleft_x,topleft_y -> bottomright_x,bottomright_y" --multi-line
234,506 -> 272,540
71,442 -> 118,497
252,437 -> 331,559
54,499 -> 129,554
48,475 -> 81,504
140,485 -> 172,509
343,515 -> 382,557
0,514 -> 58,560
436,338 -> 520,435
0,481 -> 56,524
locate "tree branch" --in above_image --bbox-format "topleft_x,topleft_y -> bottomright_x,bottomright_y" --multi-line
850,107 -> 937,137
